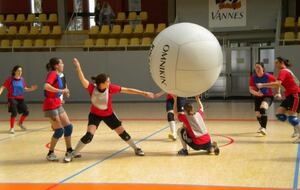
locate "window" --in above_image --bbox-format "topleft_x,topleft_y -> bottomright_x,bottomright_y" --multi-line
68,0 -> 83,30
31,0 -> 42,13
88,0 -> 96,27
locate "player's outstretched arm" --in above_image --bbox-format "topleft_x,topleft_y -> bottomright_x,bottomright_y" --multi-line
257,80 -> 281,89
72,58 -> 89,88
154,90 -> 165,98
121,87 -> 154,99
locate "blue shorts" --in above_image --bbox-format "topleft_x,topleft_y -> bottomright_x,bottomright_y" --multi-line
166,97 -> 186,112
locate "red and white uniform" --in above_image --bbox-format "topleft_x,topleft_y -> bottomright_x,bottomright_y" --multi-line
277,69 -> 300,97
87,82 -> 121,116
43,71 -> 62,111
178,110 -> 211,145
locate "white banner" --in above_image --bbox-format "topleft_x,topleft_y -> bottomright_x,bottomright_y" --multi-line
209,0 -> 246,28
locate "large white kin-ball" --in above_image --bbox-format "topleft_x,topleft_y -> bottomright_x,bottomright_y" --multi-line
149,22 -> 223,97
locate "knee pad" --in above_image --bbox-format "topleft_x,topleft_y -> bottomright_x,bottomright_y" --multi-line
167,112 -> 174,122
64,124 -> 73,137
81,132 -> 94,144
276,114 -> 287,122
288,116 -> 299,126
259,108 -> 266,116
119,130 -> 131,141
53,128 -> 64,139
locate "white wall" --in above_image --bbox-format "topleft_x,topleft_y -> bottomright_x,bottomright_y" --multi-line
275,45 -> 300,78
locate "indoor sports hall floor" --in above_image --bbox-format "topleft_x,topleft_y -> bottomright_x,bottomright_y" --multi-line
0,101 -> 298,190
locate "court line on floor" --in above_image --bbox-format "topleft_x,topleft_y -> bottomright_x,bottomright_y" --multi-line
51,125 -> 170,188
293,144 -> 300,189
0,126 -> 49,143
0,117 -> 277,143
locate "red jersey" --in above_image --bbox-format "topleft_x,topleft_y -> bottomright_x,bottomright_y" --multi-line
3,77 -> 26,99
87,82 -> 121,116
166,94 -> 173,100
249,73 -> 276,96
43,71 -> 62,111
277,69 -> 300,97
178,109 -> 211,145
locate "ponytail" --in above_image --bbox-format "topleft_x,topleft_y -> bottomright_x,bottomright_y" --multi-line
46,57 -> 61,71
276,56 -> 291,67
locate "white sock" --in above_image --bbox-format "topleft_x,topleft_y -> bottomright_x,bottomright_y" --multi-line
169,121 -> 176,135
74,140 -> 86,155
125,139 -> 137,150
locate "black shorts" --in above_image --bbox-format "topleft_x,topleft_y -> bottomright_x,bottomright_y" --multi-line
88,112 -> 122,130
280,93 -> 300,113
8,99 -> 28,114
254,96 -> 273,111
166,97 -> 186,112
179,127 -> 212,151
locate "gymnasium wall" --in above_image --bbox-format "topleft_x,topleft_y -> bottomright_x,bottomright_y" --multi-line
0,51 -> 160,103
275,45 -> 300,78
175,0 -> 281,32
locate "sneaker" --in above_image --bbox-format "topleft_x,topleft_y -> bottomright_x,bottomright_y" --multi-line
46,152 -> 59,161
63,151 -> 81,163
18,123 -> 26,130
134,148 -> 145,156
294,138 -> 300,144
257,127 -> 263,133
291,126 -> 299,138
259,128 -> 267,136
212,141 -> 220,155
168,134 -> 177,141
177,148 -> 188,156
63,152 -> 73,163
9,128 -> 15,134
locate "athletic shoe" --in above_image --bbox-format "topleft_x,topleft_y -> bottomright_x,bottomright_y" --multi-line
212,141 -> 220,155
18,123 -> 26,130
168,133 -> 177,141
134,148 -> 145,156
260,128 -> 267,136
177,148 -> 188,156
291,126 -> 299,138
46,153 -> 59,161
63,152 -> 73,163
257,127 -> 263,133
63,151 -> 81,163
294,138 -> 300,144
9,128 -> 15,134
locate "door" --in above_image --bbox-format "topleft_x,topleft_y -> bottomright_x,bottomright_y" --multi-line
227,47 -> 252,96
259,48 -> 275,74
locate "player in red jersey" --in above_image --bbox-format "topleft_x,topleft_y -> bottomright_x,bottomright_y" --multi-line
257,57 -> 300,142
249,62 -> 278,136
64,58 -> 154,162
0,65 -> 37,134
173,95 -> 219,156
44,57 -> 77,162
